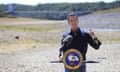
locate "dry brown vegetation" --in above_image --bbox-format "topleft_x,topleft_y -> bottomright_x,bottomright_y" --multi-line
93,7 -> 120,14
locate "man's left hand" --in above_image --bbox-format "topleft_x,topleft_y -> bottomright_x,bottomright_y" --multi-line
87,29 -> 97,40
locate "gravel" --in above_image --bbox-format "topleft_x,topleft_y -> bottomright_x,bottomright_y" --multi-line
0,43 -> 120,72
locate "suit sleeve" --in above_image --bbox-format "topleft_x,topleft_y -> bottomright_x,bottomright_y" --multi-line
86,33 -> 102,49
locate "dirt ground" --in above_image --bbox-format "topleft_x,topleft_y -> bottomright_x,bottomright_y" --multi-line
0,17 -> 120,72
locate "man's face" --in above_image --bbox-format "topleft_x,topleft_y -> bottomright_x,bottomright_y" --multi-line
68,16 -> 79,31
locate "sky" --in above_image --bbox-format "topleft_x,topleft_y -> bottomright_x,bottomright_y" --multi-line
0,0 -> 116,5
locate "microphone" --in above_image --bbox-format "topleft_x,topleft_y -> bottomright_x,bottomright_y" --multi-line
59,35 -> 73,57
63,35 -> 73,46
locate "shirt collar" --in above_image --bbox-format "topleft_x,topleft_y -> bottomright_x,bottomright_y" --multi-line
69,27 -> 81,36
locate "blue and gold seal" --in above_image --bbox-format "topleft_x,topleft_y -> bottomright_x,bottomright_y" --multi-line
63,49 -> 83,70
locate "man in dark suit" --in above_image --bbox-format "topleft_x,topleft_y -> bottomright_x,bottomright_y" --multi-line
59,13 -> 102,72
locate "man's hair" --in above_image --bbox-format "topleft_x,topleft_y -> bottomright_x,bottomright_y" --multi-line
67,13 -> 78,21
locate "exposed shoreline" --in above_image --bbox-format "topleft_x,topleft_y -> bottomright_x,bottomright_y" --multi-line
0,12 -> 120,72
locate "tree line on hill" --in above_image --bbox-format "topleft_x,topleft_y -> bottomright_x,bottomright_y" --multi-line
0,1 -> 120,20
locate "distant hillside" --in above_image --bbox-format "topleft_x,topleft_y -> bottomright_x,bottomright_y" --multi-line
0,1 -> 120,20
93,7 -> 120,14
78,8 -> 120,29
0,1 -> 120,12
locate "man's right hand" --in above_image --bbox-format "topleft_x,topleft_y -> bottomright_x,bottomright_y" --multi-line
59,56 -> 63,61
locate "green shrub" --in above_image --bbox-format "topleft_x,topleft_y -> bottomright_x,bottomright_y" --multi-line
0,12 -> 6,17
